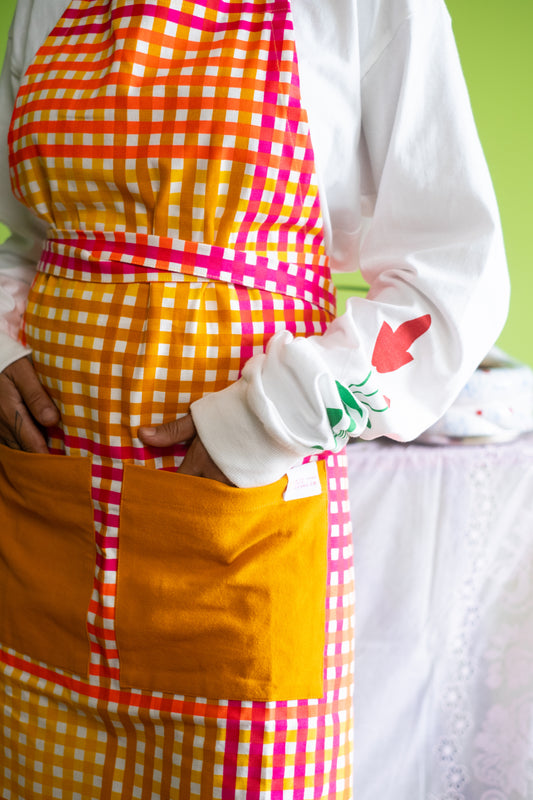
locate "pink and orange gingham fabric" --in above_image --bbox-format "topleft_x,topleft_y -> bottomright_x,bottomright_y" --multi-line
1,1 -> 354,797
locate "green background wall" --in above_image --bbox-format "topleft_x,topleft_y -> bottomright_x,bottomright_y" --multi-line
0,0 -> 531,365
445,0 -> 533,367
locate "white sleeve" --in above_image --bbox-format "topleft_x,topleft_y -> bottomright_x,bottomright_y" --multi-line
0,6 -> 49,372
191,1 -> 509,488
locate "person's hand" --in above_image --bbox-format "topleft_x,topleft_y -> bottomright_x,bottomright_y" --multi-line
0,356 -> 60,452
138,413 -> 234,486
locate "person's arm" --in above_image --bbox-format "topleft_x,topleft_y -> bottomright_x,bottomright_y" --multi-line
0,4 -> 61,450
182,0 -> 509,487
0,0 -> 70,373
0,20 -> 46,371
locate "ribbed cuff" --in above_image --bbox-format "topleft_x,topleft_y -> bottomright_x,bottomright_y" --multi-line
0,332 -> 31,373
190,379 -> 309,488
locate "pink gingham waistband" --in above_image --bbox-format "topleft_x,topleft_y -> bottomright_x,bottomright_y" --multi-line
39,231 -> 336,315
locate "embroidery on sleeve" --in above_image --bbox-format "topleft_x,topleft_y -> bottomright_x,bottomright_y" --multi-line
314,372 -> 389,451
372,314 -> 432,373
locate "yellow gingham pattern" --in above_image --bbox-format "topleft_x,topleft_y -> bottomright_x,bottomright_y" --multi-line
7,268 -> 354,799
10,0 -> 327,268
2,0 -> 354,797
23,271 -> 330,462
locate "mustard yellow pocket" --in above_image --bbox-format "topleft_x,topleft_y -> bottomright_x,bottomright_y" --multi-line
0,445 -> 95,676
116,461 -> 328,701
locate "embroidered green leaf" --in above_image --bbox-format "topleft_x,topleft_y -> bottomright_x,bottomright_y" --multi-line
359,399 -> 390,413
346,415 -> 357,433
336,381 -> 364,418
327,407 -> 344,429
349,384 -> 379,398
352,370 -> 372,388
336,381 -> 357,409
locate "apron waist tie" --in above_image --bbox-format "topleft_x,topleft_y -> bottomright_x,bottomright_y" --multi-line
39,231 -> 336,315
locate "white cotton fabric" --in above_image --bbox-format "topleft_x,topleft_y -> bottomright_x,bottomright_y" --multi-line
0,0 -> 510,486
347,435 -> 533,799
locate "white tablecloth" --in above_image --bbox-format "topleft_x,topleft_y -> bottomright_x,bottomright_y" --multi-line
347,435 -> 533,800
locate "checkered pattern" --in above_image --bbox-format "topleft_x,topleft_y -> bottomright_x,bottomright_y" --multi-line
9,0 -> 327,271
39,231 -> 337,317
0,451 -> 353,799
23,272 -> 330,464
2,0 -> 354,797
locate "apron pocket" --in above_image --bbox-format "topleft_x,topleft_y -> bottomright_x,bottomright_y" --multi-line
0,445 -> 95,676
116,461 -> 328,701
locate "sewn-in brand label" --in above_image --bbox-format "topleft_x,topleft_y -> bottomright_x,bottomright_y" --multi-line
283,461 -> 322,502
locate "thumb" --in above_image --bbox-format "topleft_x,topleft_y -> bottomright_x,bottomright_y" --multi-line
138,413 -> 196,448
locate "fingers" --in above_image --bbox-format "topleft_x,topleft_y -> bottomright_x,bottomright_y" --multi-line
7,357 -> 60,427
139,413 -> 234,485
0,357 -> 60,453
178,435 -> 234,485
138,412 -> 196,448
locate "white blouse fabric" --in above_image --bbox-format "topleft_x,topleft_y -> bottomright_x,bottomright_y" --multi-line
0,0 -> 509,486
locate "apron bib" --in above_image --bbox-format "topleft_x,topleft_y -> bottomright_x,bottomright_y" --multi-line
2,2 -> 354,797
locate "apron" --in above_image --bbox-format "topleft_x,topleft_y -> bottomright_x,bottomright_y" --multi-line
1,1 -> 354,797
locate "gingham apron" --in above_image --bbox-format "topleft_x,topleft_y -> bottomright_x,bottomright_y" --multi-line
1,1 -> 354,797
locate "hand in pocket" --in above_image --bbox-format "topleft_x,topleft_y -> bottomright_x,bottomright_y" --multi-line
139,412 -> 234,485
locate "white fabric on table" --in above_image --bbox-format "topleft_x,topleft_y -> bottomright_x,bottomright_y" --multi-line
348,435 -> 533,800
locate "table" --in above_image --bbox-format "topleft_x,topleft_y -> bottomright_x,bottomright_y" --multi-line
347,435 -> 533,800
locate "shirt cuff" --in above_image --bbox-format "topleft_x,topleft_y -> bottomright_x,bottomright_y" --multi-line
0,331 -> 31,373
190,378 -> 312,488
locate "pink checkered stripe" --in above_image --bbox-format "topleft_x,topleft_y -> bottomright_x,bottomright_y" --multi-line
9,0 -> 328,271
2,0 -> 353,794
0,453 -> 353,799
40,231 -> 337,315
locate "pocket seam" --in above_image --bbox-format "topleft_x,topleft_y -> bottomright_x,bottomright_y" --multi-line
116,460 -> 328,700
0,446 -> 95,677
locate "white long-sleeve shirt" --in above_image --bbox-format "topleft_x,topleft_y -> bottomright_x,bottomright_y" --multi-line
0,0 -> 509,486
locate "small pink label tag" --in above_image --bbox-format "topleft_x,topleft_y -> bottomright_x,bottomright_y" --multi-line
283,462 -> 322,502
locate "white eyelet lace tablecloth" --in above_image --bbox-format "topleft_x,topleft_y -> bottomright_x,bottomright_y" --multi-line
347,434 -> 533,800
